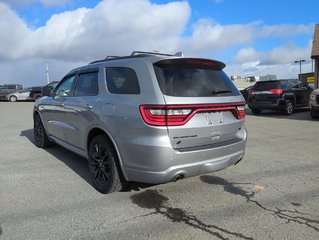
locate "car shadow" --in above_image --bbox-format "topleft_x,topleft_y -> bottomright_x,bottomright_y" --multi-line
20,129 -> 154,192
245,108 -> 316,121
20,129 -> 93,187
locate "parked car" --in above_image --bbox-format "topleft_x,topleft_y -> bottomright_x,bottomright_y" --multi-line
309,88 -> 319,119
5,88 -> 36,102
33,51 -> 247,193
41,81 -> 59,97
247,79 -> 312,115
29,86 -> 43,100
0,84 -> 23,100
240,85 -> 254,102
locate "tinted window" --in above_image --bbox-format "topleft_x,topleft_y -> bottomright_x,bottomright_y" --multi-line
154,63 -> 238,97
253,81 -> 280,91
74,72 -> 99,96
105,67 -> 140,94
298,81 -> 311,89
55,75 -> 76,97
48,82 -> 59,88
282,80 -> 295,90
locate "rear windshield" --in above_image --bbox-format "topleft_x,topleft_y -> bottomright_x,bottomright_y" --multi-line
154,60 -> 239,97
253,81 -> 280,91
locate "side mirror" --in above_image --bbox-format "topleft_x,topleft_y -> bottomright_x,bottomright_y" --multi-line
42,88 -> 54,97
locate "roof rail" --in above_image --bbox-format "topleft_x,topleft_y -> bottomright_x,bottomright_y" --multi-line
131,51 -> 183,57
105,56 -> 120,59
89,55 -> 121,64
89,51 -> 184,65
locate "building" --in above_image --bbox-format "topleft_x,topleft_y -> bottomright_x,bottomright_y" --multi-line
311,24 -> 319,89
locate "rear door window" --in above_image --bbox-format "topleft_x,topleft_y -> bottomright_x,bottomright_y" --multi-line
105,67 -> 140,94
154,59 -> 239,97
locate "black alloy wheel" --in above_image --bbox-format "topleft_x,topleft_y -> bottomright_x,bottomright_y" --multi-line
33,114 -> 51,148
88,135 -> 125,194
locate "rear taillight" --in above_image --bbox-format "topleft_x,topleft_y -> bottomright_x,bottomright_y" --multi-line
269,88 -> 283,94
140,103 -> 245,126
236,106 -> 246,119
248,90 -> 255,95
140,105 -> 191,126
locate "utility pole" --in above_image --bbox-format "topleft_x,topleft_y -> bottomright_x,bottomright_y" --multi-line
294,59 -> 306,75
46,63 -> 50,84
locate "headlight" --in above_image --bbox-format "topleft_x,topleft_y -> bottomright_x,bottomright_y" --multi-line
310,94 -> 316,101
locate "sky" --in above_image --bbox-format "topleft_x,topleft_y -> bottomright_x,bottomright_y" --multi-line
0,0 -> 318,86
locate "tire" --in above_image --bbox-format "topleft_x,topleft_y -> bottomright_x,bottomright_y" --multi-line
35,95 -> 42,100
310,108 -> 319,119
88,135 -> 125,194
9,95 -> 17,102
251,108 -> 262,114
33,114 -> 52,148
283,100 -> 294,115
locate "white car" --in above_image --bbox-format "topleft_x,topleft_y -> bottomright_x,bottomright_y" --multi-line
6,88 -> 33,102
309,88 -> 319,119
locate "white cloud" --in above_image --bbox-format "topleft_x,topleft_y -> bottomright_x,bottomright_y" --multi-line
180,20 -> 256,55
258,24 -> 313,38
0,3 -> 30,60
233,42 -> 312,65
233,47 -> 261,63
1,0 -> 190,61
229,42 -> 313,78
0,0 -> 315,85
179,20 -> 313,57
260,43 -> 311,66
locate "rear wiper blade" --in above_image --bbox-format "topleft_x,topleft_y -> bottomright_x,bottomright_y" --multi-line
211,90 -> 233,95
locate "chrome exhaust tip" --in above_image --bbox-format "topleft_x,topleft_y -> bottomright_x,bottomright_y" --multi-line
173,174 -> 184,182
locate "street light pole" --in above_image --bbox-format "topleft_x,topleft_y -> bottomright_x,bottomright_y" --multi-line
294,59 -> 306,75
46,63 -> 50,84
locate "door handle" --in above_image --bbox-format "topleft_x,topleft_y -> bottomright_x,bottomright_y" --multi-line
84,104 -> 93,109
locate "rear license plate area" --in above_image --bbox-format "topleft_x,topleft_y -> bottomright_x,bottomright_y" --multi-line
205,112 -> 224,125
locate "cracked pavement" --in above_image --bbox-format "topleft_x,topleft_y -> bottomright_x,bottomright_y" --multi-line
0,102 -> 318,240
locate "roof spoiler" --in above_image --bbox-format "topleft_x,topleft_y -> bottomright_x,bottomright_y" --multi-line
131,51 -> 183,57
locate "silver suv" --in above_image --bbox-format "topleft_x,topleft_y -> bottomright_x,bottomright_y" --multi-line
33,51 -> 247,193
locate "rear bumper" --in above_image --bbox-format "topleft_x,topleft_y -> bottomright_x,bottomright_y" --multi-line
124,150 -> 245,184
248,100 -> 284,110
120,128 -> 247,184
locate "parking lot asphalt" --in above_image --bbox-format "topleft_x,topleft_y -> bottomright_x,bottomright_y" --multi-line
0,102 -> 318,240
